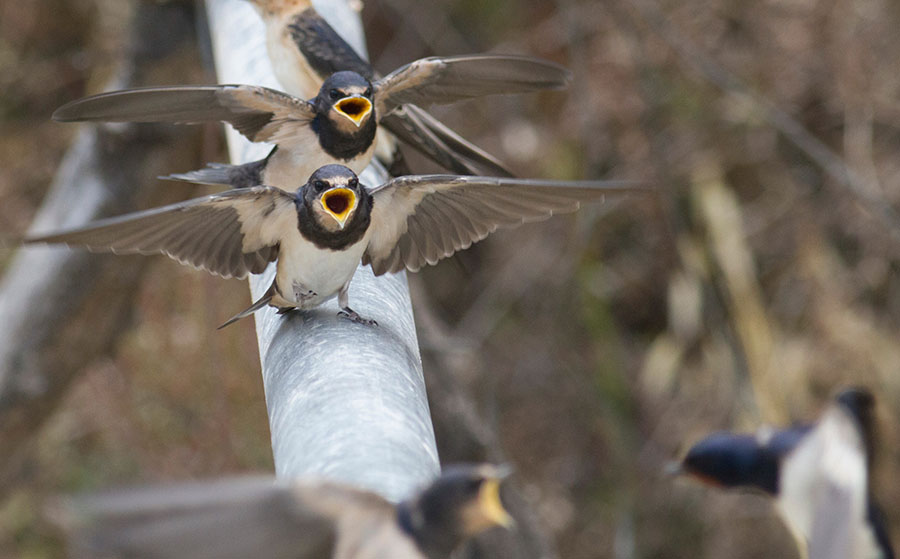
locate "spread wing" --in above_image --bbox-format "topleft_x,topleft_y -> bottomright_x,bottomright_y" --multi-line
287,8 -> 374,80
59,476 -> 338,559
373,55 -> 572,116
24,186 -> 298,279
381,106 -> 514,177
53,85 -> 317,144
363,175 -> 643,275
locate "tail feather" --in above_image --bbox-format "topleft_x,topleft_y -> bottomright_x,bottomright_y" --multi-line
382,105 -> 515,178
162,163 -> 235,186
161,151 -> 273,188
218,280 -> 277,329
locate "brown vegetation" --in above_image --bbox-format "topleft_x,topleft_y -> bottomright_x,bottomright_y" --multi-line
1,0 -> 897,557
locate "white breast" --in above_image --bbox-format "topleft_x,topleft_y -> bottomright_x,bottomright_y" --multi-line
272,227 -> 369,309
267,25 -> 321,99
262,126 -> 374,188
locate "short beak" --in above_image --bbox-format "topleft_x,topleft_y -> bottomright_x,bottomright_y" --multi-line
478,478 -> 515,529
664,461 -> 685,477
320,187 -> 358,229
493,464 -> 514,480
334,96 -> 373,127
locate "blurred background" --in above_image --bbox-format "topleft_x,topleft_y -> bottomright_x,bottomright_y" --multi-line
1,0 -> 898,557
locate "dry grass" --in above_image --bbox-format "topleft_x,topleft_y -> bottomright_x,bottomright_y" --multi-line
1,0 -> 898,557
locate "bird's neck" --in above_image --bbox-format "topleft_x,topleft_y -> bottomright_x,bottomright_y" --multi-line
397,500 -> 466,559
311,113 -> 377,161
748,451 -> 781,495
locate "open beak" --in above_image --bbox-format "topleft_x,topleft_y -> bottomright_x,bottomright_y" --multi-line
333,96 -> 373,127
320,187 -> 358,229
477,478 -> 515,529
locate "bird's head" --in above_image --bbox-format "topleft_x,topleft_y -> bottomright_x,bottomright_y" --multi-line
316,71 -> 375,131
671,432 -> 782,495
303,165 -> 364,231
400,463 -> 514,556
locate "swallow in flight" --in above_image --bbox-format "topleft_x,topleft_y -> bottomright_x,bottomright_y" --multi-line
21,164 -> 642,327
58,464 -> 514,559
672,388 -> 894,559
246,0 -> 535,177
53,54 -> 571,190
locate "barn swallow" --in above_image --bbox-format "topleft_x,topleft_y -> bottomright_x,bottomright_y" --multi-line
246,0 -> 539,177
672,388 -> 894,559
59,464 -> 514,559
52,54 -> 570,190
21,164 -> 642,327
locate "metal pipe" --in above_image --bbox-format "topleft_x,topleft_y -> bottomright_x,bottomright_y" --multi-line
203,0 -> 439,502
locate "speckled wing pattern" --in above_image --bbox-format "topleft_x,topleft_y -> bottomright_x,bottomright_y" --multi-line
25,186 -> 297,279
363,175 -> 638,275
52,85 -> 318,144
373,55 -> 572,117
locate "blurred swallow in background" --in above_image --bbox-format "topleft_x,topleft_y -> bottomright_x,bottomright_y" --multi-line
53,54 -> 570,190
58,464 -> 514,559
245,0 -> 541,177
20,164 -> 642,327
671,388 -> 894,559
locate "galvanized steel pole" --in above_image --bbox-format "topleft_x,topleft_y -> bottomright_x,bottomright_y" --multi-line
203,0 -> 439,502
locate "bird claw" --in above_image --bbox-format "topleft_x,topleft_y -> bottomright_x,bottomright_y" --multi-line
338,308 -> 377,326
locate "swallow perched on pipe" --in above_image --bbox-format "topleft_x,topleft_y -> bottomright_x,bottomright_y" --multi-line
52,54 -> 571,189
56,464 -> 514,559
244,0 -> 527,177
671,388 -> 894,559
20,164 -> 642,327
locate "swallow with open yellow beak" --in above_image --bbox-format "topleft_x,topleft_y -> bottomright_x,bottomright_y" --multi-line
671,388 -> 894,559
20,164 -> 643,327
52,54 -> 571,190
244,0 -> 522,177
58,464 -> 514,559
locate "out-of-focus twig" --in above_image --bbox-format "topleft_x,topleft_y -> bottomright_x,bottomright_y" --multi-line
692,159 -> 784,424
630,0 -> 900,242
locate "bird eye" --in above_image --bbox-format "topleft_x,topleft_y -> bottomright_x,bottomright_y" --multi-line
466,478 -> 483,493
349,178 -> 358,188
314,180 -> 327,191
364,86 -> 372,98
329,89 -> 341,100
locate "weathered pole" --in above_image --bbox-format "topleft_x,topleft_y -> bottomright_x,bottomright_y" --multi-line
204,0 -> 440,501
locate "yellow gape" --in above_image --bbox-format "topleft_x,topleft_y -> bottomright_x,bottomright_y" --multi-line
478,479 -> 515,529
334,96 -> 373,127
321,188 -> 358,228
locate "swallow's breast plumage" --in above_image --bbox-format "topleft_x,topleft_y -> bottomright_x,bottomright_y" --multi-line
261,125 -> 372,188
273,225 -> 369,309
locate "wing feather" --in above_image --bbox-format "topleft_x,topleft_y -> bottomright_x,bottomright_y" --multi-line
374,55 -> 572,116
364,175 -> 644,275
53,85 -> 317,144
61,477 -> 338,559
25,187 -> 296,279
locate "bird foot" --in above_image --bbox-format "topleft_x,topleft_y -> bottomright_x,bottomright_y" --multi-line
338,308 -> 377,326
